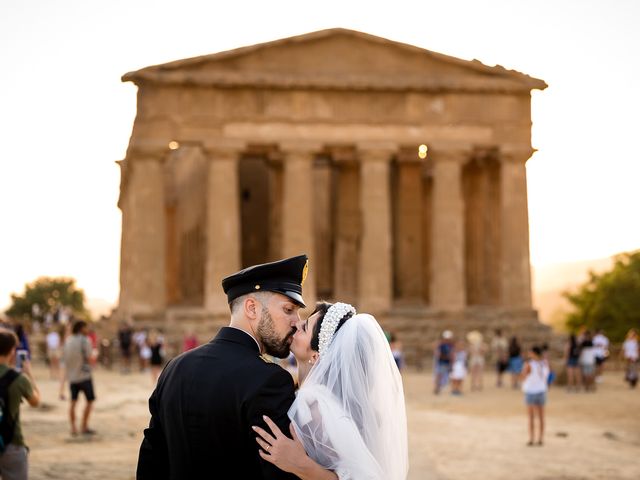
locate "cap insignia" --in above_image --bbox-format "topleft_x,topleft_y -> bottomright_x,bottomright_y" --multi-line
301,259 -> 309,286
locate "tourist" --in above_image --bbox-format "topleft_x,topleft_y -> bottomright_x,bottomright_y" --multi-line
87,325 -> 99,361
578,331 -> 597,392
450,340 -> 467,395
508,336 -> 523,389
564,334 -> 581,392
621,329 -> 639,388
467,330 -> 486,391
63,320 -> 97,436
389,332 -> 405,372
541,343 -> 555,386
117,321 -> 133,373
148,330 -> 165,385
491,329 -> 509,387
99,337 -> 114,369
592,329 -> 609,382
139,337 -> 152,373
0,327 -> 41,479
58,322 -> 72,400
434,330 -> 453,394
521,345 -> 549,446
12,325 -> 30,361
133,328 -> 148,372
45,326 -> 62,380
182,329 -> 198,352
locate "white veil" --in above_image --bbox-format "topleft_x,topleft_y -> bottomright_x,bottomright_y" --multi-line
288,313 -> 408,480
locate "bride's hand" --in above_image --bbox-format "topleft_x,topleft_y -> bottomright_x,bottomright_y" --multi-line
253,415 -> 308,474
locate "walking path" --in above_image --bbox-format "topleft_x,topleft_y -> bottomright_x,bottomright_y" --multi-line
23,367 -> 639,479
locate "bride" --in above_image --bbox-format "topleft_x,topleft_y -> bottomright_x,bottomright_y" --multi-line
253,302 -> 408,479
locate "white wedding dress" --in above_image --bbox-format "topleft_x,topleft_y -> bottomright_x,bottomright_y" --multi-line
288,313 -> 409,480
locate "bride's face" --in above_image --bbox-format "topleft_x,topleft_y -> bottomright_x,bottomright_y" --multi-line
290,311 -> 320,363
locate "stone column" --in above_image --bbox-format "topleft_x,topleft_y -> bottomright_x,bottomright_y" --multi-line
281,142 -> 318,309
332,148 -> 360,305
430,148 -> 468,310
313,156 -> 333,299
500,146 -> 533,309
395,148 -> 424,302
357,144 -> 395,315
116,159 -> 132,313
121,145 -> 167,315
203,142 -> 243,315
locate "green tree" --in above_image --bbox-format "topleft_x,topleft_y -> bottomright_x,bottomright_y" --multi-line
5,277 -> 90,321
564,250 -> 640,342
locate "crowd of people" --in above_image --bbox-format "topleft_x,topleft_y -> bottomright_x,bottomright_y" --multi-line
427,327 -> 639,397
0,309 -> 636,475
432,328 -> 535,395
423,325 -> 640,446
116,323 -> 171,384
0,316 -> 199,458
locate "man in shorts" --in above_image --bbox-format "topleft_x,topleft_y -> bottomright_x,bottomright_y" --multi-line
63,320 -> 97,436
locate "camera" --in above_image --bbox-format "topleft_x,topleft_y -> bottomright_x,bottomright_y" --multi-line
15,349 -> 28,371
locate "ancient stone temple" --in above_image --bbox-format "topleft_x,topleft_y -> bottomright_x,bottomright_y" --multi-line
116,28 -> 550,361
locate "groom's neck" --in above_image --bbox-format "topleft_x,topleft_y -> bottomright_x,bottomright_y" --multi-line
228,319 -> 263,353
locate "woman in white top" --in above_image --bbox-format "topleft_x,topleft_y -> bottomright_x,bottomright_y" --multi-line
578,332 -> 597,392
450,341 -> 467,396
253,302 -> 408,479
622,329 -> 639,361
622,329 -> 639,388
467,331 -> 487,391
46,327 -> 62,379
520,345 -> 550,446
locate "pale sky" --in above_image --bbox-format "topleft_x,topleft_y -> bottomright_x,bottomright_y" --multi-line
1,0 -> 639,309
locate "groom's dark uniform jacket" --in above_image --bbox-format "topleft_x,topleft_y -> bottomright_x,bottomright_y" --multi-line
137,327 -> 298,479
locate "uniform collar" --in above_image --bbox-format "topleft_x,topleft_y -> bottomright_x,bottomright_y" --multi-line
215,326 -> 261,354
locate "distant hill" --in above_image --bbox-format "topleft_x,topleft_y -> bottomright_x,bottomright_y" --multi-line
532,256 -> 614,329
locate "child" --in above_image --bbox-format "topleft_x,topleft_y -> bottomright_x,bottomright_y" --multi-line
521,345 -> 550,446
450,341 -> 467,396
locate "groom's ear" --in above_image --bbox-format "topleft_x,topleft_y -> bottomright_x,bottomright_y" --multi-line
244,296 -> 259,321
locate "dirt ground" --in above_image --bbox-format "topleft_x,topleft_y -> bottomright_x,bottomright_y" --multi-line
22,365 -> 640,480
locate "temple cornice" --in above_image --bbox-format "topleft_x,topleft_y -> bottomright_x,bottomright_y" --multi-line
124,70 -> 545,93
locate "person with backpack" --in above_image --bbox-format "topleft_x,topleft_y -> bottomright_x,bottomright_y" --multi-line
0,327 -> 40,480
433,330 -> 454,395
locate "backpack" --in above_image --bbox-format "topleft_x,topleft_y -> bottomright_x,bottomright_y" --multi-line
0,369 -> 20,453
438,343 -> 452,363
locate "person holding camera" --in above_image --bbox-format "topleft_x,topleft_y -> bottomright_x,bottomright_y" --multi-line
0,327 -> 41,480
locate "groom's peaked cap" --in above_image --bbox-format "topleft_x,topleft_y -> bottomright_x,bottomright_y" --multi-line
222,254 -> 308,307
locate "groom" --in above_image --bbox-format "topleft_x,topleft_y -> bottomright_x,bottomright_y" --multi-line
136,255 -> 309,479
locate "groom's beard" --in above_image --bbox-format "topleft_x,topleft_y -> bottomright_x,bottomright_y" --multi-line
257,307 -> 296,359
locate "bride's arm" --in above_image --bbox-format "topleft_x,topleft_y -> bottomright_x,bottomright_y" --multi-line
253,416 -> 338,480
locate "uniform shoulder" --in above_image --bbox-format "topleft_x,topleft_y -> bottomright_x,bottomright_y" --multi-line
257,361 -> 295,389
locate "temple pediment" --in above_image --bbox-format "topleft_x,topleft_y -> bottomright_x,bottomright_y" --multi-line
123,28 -> 546,93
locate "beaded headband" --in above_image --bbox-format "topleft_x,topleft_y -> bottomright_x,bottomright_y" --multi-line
318,302 -> 356,357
